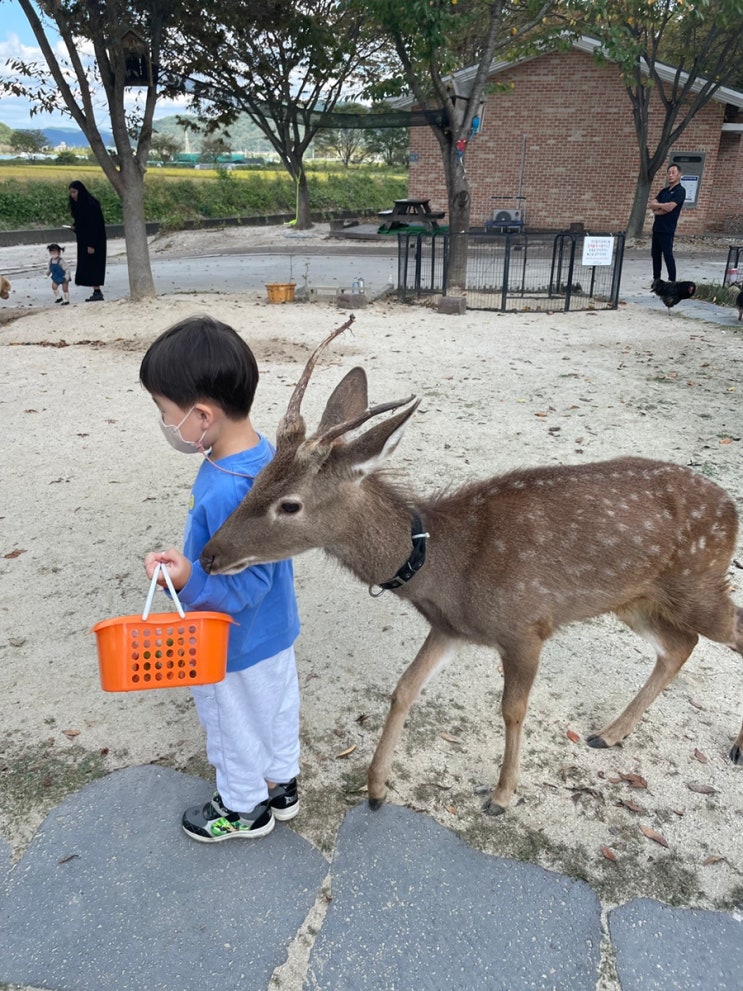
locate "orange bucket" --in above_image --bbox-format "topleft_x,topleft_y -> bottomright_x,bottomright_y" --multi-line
265,282 -> 296,303
92,564 -> 233,692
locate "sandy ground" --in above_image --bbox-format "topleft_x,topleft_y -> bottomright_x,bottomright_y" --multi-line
1,225 -> 742,932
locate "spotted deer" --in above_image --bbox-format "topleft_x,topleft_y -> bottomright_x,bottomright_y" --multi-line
201,320 -> 743,815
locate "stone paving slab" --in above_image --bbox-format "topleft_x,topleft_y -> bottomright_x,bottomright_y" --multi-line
303,802 -> 603,991
609,898 -> 743,991
0,766 -> 328,991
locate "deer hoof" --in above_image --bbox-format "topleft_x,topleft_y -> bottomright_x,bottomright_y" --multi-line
730,744 -> 743,765
482,798 -> 507,817
586,734 -> 609,749
367,796 -> 386,811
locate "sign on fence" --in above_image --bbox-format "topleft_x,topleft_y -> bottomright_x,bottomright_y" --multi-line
582,236 -> 615,266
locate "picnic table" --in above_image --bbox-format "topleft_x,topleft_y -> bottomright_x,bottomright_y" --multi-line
378,198 -> 446,233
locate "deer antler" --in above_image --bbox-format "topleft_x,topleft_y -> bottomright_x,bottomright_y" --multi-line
311,396 -> 418,448
278,316 -> 355,445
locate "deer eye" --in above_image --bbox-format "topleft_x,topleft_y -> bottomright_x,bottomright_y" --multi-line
279,500 -> 302,515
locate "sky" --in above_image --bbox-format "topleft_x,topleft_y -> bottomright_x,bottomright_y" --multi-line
0,1 -> 187,133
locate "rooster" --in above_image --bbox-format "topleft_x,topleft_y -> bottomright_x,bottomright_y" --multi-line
736,288 -> 743,322
650,278 -> 696,315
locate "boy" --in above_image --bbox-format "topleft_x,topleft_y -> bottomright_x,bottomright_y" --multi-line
46,243 -> 71,305
140,315 -> 301,842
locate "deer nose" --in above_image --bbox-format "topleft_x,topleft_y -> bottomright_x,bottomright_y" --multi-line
200,552 -> 215,573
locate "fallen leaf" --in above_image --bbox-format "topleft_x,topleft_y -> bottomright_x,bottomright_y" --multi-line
693,749 -> 708,764
335,745 -> 356,759
439,732 -> 462,745
619,772 -> 648,790
686,781 -> 717,795
640,825 -> 669,848
566,729 -> 580,743
62,729 -> 80,739
3,548 -> 26,559
688,698 -> 705,710
601,846 -> 617,863
355,713 -> 368,724
616,798 -> 646,814
719,437 -> 733,445
444,804 -> 457,815
703,855 -> 726,866
57,854 -> 80,865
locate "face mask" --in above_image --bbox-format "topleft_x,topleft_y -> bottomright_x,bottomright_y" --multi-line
159,406 -> 207,455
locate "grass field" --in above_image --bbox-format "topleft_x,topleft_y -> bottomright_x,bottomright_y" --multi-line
0,163 -> 407,230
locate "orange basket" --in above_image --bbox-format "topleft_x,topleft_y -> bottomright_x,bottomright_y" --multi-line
92,564 -> 234,692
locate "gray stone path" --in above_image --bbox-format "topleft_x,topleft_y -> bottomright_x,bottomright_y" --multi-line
1,766 -> 741,991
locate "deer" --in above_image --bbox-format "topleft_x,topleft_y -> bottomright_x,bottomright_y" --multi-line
201,319 -> 743,816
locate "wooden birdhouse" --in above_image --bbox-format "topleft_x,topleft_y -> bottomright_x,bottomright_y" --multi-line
121,29 -> 154,86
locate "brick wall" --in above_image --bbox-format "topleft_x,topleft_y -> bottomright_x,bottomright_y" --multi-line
408,48 -> 730,236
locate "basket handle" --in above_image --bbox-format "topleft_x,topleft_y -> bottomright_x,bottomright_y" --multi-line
142,562 -> 187,621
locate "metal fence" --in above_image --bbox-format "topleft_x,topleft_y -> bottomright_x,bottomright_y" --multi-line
396,229 -> 626,312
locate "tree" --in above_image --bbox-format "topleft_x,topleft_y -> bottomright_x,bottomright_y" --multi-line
572,0 -> 743,238
199,134 -> 232,164
10,128 -> 48,157
313,102 -> 370,166
2,0 -> 187,299
361,103 -> 410,167
149,131 -> 182,163
173,0 -> 383,228
359,0 -> 559,288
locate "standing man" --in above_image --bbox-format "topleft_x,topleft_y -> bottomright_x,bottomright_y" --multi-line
649,163 -> 686,284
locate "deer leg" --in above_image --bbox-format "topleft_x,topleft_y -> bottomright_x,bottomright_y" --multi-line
367,629 -> 460,810
729,607 -> 743,764
484,638 -> 542,816
587,618 -> 698,749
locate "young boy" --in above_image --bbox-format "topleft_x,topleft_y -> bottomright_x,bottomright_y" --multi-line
46,243 -> 71,305
140,315 -> 301,842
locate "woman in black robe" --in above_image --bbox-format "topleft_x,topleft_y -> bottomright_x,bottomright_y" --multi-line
68,181 -> 107,301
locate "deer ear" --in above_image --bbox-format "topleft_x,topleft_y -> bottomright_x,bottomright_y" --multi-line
333,399 -> 420,478
315,367 -> 368,436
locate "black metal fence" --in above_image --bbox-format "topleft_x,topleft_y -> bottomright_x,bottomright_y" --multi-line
397,229 -> 626,312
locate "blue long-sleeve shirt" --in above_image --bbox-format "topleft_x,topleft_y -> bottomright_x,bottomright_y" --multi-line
174,436 -> 300,671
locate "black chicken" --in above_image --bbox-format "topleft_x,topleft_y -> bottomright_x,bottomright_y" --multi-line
736,288 -> 743,322
650,278 -> 696,315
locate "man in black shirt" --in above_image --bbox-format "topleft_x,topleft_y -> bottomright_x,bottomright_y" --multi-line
649,163 -> 686,283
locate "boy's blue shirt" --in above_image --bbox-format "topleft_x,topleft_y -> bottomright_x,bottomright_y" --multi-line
175,434 -> 300,672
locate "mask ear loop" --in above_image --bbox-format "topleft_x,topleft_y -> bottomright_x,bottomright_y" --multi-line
197,444 -> 256,480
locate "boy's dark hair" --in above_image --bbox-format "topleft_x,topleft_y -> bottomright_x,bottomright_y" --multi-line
140,315 -> 259,419
47,243 -> 63,252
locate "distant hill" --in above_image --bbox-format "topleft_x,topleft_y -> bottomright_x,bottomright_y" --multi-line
152,114 -> 274,154
0,113 -> 273,154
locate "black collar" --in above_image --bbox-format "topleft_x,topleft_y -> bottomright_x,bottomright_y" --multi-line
370,512 -> 429,596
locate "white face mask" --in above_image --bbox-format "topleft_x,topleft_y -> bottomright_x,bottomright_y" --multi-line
159,406 -> 207,455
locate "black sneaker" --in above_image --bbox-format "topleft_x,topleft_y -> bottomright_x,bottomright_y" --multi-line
85,290 -> 104,302
182,795 -> 274,843
54,297 -> 63,303
268,778 -> 299,821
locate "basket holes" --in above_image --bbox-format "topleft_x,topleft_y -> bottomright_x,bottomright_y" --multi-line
131,652 -> 139,661
143,673 -> 151,682
177,648 -> 185,657
188,648 -> 197,657
132,674 -> 140,683
155,673 -> 162,681
143,661 -> 151,671
189,670 -> 197,678
154,650 -> 162,659
143,639 -> 151,649
188,625 -> 197,634
143,651 -> 151,660
166,638 -> 174,647
165,649 -> 173,658
155,661 -> 163,670
131,662 -> 140,672
178,671 -> 186,680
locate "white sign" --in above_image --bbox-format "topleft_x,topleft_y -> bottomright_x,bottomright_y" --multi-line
681,174 -> 699,204
582,236 -> 615,267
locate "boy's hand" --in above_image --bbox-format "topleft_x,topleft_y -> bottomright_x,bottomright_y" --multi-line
144,549 -> 192,590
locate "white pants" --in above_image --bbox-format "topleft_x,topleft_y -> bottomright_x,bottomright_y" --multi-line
191,645 -> 300,814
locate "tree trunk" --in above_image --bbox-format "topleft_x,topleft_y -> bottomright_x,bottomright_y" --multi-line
294,169 -> 314,230
438,136 -> 471,292
119,176 -> 156,300
626,174 -> 654,239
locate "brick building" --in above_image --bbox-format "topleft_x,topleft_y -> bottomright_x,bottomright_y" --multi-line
406,37 -> 743,236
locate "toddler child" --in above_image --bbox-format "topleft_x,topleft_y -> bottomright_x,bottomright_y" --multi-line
46,243 -> 71,305
140,315 -> 301,842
